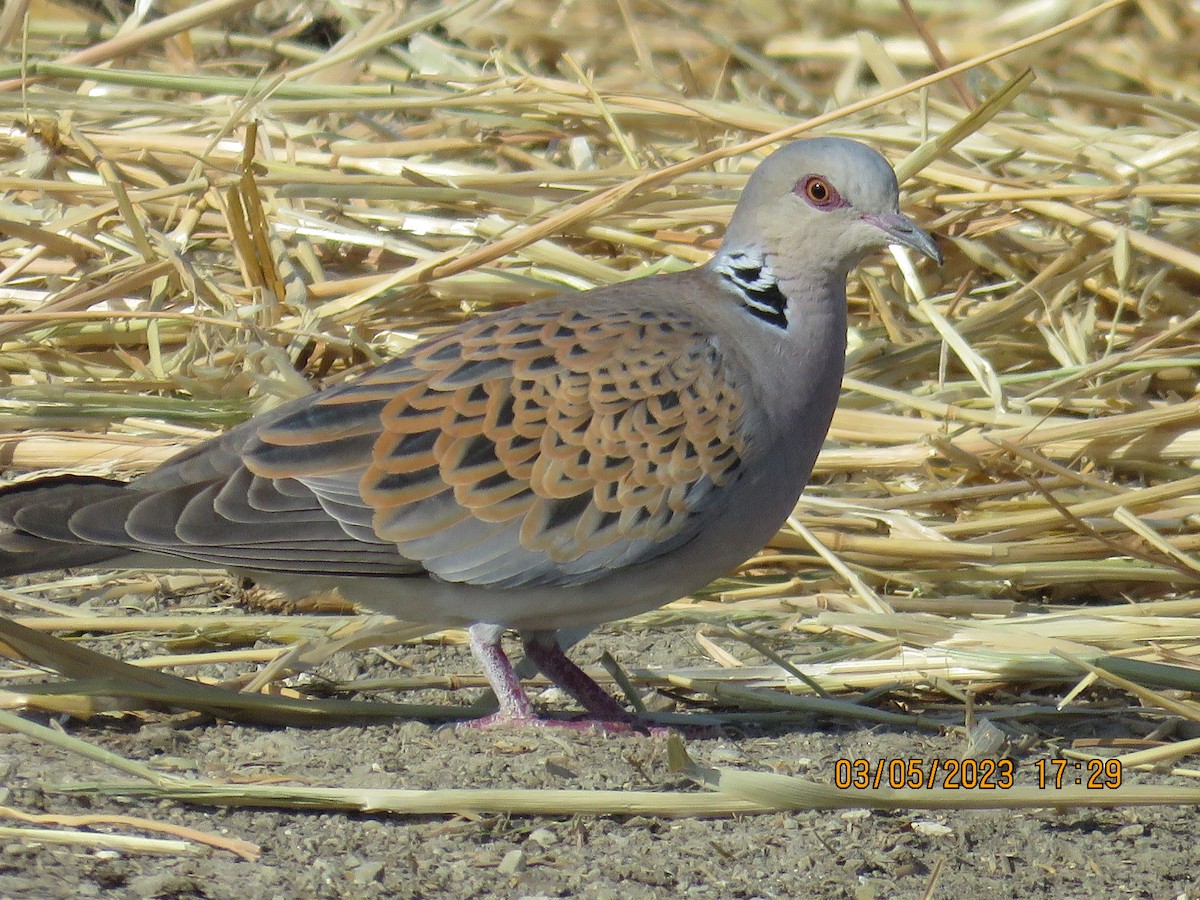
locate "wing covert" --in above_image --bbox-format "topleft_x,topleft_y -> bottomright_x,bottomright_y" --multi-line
247,301 -> 749,588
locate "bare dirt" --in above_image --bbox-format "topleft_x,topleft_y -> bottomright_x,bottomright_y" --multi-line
3,622 -> 1200,899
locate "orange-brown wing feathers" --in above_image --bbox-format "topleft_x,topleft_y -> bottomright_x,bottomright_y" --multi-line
5,301 -> 747,584
245,302 -> 747,587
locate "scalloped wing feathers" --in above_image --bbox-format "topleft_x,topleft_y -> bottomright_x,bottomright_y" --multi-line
14,297 -> 751,588
245,302 -> 748,587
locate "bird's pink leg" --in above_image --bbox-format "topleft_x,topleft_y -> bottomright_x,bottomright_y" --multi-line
465,623 -> 540,727
462,625 -> 645,732
520,630 -> 636,724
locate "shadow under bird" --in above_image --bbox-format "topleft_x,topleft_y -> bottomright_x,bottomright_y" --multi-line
0,137 -> 941,729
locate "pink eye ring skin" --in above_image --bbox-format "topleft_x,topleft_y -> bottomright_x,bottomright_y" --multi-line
794,174 -> 847,209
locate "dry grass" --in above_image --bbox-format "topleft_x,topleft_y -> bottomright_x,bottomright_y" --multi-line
3,0 -> 1200,816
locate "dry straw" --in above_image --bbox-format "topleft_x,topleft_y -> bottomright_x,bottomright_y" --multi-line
2,0 -> 1200,821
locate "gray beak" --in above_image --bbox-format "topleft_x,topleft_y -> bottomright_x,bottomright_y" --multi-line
862,212 -> 942,265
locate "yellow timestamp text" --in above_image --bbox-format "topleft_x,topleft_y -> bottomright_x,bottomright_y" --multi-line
832,757 -> 1123,790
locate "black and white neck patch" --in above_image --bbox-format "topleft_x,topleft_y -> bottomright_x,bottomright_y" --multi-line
713,250 -> 787,329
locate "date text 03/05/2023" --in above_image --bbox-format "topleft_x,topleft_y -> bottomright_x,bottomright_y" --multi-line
833,758 -> 1124,791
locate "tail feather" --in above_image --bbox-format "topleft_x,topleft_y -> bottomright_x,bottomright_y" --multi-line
0,474 -> 133,576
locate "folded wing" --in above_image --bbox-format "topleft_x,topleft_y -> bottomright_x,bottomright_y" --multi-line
4,300 -> 749,587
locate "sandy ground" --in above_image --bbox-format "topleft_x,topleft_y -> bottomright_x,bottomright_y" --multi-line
3,622 -> 1200,899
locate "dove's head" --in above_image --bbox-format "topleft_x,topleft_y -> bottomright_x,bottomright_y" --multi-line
714,137 -> 941,288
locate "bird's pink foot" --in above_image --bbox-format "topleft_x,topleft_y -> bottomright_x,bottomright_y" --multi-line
464,624 -> 667,734
459,710 -> 659,734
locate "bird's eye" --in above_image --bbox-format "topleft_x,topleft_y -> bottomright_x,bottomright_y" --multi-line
795,175 -> 843,209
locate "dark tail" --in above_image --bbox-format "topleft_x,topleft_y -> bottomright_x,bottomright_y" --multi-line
0,475 -> 133,576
